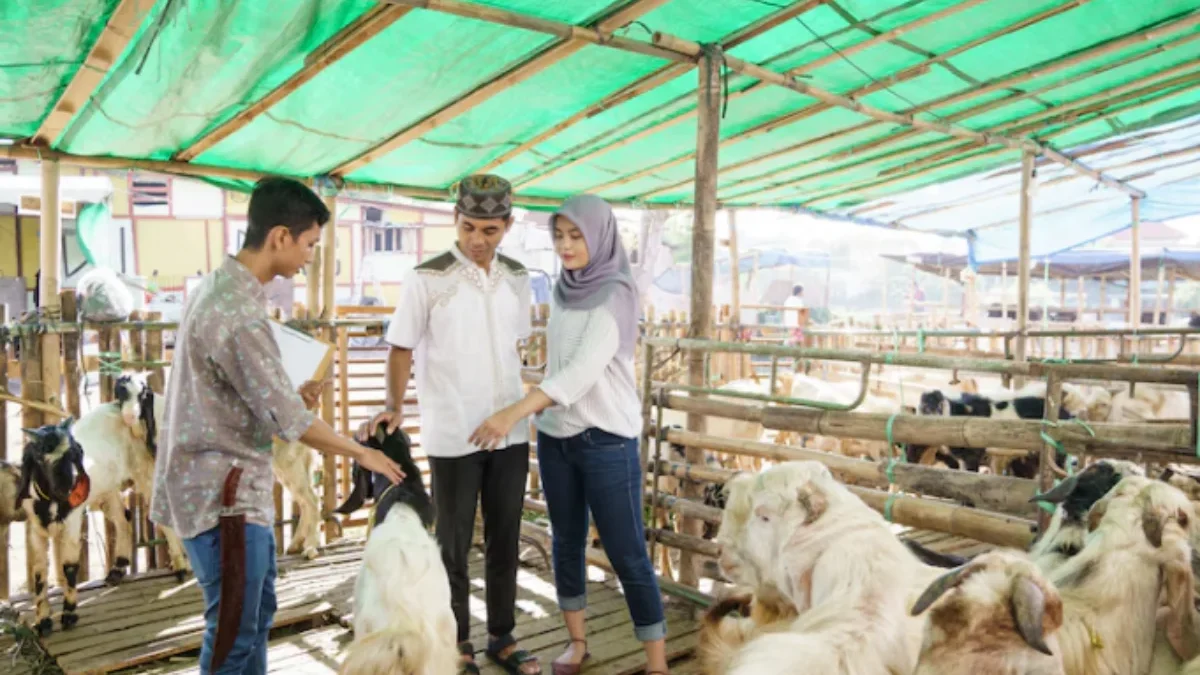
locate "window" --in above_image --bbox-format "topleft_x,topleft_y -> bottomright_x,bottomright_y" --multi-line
366,225 -> 413,253
0,159 -> 16,174
131,179 -> 170,208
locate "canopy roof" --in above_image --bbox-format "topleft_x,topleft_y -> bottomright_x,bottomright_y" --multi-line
2,0 -> 1199,232
884,248 -> 1200,281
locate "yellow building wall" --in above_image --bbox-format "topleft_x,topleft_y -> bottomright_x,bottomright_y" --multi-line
20,217 -> 38,289
0,214 -> 18,279
135,219 -> 209,279
386,208 -> 421,224
225,191 -> 249,216
110,180 -> 130,217
424,226 -> 456,253
379,284 -> 402,306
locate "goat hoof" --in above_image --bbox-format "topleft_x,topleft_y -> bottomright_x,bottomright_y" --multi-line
303,548 -> 319,561
61,612 -> 79,630
36,617 -> 53,637
174,569 -> 189,583
105,569 -> 126,586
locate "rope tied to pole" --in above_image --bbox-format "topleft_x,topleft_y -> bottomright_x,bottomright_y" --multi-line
98,351 -> 123,377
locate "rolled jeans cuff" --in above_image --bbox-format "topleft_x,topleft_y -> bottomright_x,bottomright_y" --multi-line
558,593 -> 587,612
634,620 -> 667,642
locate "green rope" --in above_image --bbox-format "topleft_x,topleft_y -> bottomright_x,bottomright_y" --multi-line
884,493 -> 900,522
916,328 -> 926,353
98,351 -> 123,377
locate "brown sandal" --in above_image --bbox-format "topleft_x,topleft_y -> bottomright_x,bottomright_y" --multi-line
551,639 -> 590,675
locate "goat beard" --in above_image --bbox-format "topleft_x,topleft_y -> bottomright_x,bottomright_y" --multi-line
67,473 -> 90,508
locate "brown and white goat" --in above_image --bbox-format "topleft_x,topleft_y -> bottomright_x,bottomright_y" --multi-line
15,418 -> 91,636
707,461 -> 939,674
910,549 -> 1065,675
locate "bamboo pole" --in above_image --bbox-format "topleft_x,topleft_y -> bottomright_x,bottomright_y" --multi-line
320,195 -> 340,543
1131,197 -> 1143,327
1169,267 -> 1178,326
0,304 -> 8,599
1039,374 -> 1063,531
677,43 -> 723,589
145,310 -> 168,567
99,325 -> 121,566
128,310 -> 146,574
19,327 -> 44,590
1015,151 -> 1034,388
176,6 -> 413,161
1155,258 -> 1166,326
654,461 -> 1034,549
661,393 -> 1193,458
664,428 -> 1040,518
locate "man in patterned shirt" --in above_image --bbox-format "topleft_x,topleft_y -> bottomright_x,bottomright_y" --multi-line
359,174 -> 539,675
151,177 -> 403,674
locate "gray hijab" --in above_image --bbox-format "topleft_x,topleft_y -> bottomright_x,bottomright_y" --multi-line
552,194 -> 639,358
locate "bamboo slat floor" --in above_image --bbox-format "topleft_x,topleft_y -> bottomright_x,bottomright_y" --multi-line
3,528 -> 992,674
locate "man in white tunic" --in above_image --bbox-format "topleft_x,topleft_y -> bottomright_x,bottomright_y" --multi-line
361,174 -> 539,675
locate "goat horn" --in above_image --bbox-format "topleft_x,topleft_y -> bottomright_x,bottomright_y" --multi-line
1031,473 -> 1081,504
911,565 -> 969,616
1011,576 -> 1053,656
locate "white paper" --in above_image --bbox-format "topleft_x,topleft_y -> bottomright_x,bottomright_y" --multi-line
269,321 -> 331,391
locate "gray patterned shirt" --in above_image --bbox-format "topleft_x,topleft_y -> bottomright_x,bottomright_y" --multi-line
150,256 -> 315,540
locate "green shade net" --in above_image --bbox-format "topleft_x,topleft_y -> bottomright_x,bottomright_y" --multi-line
75,201 -> 112,266
0,0 -> 1197,244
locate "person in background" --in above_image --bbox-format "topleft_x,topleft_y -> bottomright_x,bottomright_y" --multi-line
150,177 -> 404,675
784,283 -> 805,345
471,194 -> 669,675
359,174 -> 540,675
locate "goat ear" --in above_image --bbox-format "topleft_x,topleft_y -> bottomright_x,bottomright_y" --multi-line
58,416 -> 75,430
795,485 -> 827,525
1142,507 -> 1169,548
1031,473 -> 1080,505
911,565 -> 971,616
21,428 -> 41,440
1163,544 -> 1200,660
1011,575 -> 1056,656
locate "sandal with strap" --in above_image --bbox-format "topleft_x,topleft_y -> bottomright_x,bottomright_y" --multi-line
552,638 -> 590,675
487,633 -> 542,675
458,641 -> 481,675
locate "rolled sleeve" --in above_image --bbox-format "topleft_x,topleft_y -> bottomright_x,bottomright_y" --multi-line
386,270 -> 427,349
216,319 -> 315,446
539,309 -> 619,408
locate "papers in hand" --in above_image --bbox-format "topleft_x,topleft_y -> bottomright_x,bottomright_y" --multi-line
269,320 -> 334,391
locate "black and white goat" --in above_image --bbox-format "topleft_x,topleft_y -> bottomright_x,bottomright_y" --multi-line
1027,459 -> 1144,572
914,390 -> 1072,478
15,418 -> 91,636
67,374 -> 189,584
339,425 -> 454,675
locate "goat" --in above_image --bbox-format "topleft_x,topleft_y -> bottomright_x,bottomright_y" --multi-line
15,418 -> 91,636
698,586 -> 799,675
1046,476 -> 1196,674
65,374 -> 190,584
0,459 -> 26,533
1028,459 -> 1144,572
1108,386 -> 1191,423
340,425 -> 454,675
916,389 -> 1072,477
910,549 -> 1065,675
709,461 -> 938,674
270,438 -> 323,560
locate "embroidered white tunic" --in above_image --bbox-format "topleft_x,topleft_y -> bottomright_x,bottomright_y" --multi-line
386,246 -> 532,458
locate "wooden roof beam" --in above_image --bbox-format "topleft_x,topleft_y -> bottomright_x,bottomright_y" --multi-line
173,5 -> 413,162
30,0 -> 155,147
330,0 -> 677,177
649,32 -> 1147,198
517,0 -> 986,190
602,0 -> 1100,199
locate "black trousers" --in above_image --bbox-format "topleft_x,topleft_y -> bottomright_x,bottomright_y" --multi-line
429,443 -> 530,644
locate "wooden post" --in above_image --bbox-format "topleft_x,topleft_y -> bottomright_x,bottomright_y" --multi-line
145,310 -> 169,566
1099,275 -> 1108,323
1039,374 -> 1063,531
20,324 -> 44,589
1001,261 -> 1009,323
0,304 -> 8,598
1015,151 -> 1034,387
98,325 -> 121,566
320,194 -> 340,543
728,210 -> 742,380
60,292 -> 88,582
1130,197 -> 1142,327
1154,258 -> 1165,326
680,43 -> 722,589
1168,267 -> 1178,327
1076,276 -> 1085,326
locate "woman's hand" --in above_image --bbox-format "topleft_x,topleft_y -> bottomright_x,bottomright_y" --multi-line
470,408 -> 520,451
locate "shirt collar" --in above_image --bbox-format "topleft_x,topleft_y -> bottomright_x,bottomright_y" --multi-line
450,243 -> 498,272
220,255 -> 269,307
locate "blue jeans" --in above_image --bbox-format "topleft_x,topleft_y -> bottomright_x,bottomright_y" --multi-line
537,428 -> 666,642
183,524 -> 277,674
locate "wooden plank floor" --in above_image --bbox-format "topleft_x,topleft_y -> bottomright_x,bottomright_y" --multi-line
3,529 -> 993,674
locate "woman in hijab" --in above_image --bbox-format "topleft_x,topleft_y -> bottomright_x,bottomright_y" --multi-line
470,194 -> 668,674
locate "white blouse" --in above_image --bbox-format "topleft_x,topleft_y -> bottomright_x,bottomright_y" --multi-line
535,298 -> 641,440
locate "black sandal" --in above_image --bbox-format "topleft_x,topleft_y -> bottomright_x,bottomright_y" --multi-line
487,633 -> 542,675
552,638 -> 590,675
459,641 -> 481,675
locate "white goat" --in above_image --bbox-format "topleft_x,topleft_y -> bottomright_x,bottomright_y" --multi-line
1108,386 -> 1191,423
67,375 -> 190,584
1046,476 -> 1196,675
340,490 -> 457,675
709,461 -> 937,675
909,549 -> 1065,675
